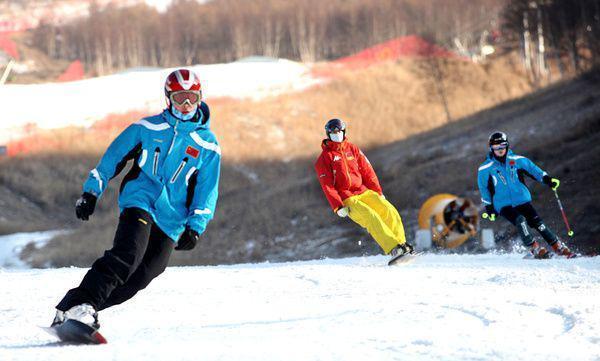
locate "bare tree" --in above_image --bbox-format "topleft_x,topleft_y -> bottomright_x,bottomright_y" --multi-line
31,0 -> 514,72
503,0 -> 600,79
416,35 -> 453,123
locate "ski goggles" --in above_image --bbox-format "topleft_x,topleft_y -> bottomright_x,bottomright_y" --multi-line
491,144 -> 508,151
170,91 -> 201,106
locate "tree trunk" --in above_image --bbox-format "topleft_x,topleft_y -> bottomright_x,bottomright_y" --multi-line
536,4 -> 548,81
522,10 -> 534,76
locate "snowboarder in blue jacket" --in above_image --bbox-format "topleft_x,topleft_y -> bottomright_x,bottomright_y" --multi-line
52,69 -> 221,329
477,132 -> 574,259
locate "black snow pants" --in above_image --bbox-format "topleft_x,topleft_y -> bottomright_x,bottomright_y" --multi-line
57,207 -> 174,312
499,202 -> 559,247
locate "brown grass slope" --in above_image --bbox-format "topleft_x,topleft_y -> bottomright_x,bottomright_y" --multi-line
3,60 -> 598,267
213,55 -> 533,161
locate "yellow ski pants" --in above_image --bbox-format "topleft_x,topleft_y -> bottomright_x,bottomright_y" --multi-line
343,190 -> 406,254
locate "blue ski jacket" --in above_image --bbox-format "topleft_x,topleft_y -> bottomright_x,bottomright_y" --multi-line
477,150 -> 547,212
83,103 -> 221,241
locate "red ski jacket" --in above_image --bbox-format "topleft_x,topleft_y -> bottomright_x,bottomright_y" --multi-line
314,139 -> 382,212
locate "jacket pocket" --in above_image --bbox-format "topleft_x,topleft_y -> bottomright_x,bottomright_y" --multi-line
170,157 -> 189,183
152,147 -> 161,176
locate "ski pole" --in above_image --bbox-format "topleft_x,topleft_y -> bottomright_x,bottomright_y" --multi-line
553,190 -> 574,237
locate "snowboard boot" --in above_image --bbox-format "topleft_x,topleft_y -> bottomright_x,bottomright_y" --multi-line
530,241 -> 550,259
63,303 -> 100,330
551,241 -> 577,258
51,309 -> 65,327
389,242 -> 414,263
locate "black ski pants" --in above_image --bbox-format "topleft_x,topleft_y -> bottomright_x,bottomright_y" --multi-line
57,208 -> 174,312
499,202 -> 558,247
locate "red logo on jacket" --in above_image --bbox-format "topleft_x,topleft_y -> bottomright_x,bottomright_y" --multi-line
186,146 -> 200,158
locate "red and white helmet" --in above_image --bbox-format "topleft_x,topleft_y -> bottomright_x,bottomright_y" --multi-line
164,69 -> 202,106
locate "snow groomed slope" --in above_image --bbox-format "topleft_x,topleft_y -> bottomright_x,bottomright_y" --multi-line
1,253 -> 599,361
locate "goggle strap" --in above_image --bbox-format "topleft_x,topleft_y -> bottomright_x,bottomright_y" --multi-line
170,91 -> 201,105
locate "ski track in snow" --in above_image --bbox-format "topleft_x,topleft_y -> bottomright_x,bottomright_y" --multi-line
0,253 -> 599,361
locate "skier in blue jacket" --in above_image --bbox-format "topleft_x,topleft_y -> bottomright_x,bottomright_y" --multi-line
477,132 -> 574,259
52,69 -> 221,329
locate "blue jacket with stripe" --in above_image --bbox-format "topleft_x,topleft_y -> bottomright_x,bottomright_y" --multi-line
477,150 -> 547,212
83,103 -> 221,241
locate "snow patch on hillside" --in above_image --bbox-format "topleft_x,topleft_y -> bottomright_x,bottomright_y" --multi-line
0,59 -> 321,143
0,231 -> 67,269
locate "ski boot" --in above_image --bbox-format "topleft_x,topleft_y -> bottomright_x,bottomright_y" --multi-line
530,241 -> 550,259
389,242 -> 414,264
551,241 -> 577,258
61,303 -> 100,330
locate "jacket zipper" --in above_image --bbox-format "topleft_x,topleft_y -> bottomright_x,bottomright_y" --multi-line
496,162 -> 513,204
152,147 -> 161,175
170,157 -> 188,183
167,119 -> 180,155
507,162 -> 515,204
342,148 -> 352,188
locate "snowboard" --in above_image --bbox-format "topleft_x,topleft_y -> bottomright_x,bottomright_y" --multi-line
388,251 -> 423,266
41,319 -> 107,345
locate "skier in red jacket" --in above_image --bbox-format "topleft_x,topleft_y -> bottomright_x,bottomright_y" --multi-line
314,119 -> 413,264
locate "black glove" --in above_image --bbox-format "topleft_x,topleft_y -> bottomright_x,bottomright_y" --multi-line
75,192 -> 97,221
482,205 -> 498,222
542,175 -> 560,191
176,226 -> 200,251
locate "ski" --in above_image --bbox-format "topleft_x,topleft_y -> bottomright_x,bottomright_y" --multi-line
523,252 -> 581,260
41,319 -> 107,345
522,253 -> 552,260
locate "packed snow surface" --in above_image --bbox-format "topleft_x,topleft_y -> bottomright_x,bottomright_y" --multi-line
0,59 -> 320,142
1,253 -> 599,361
